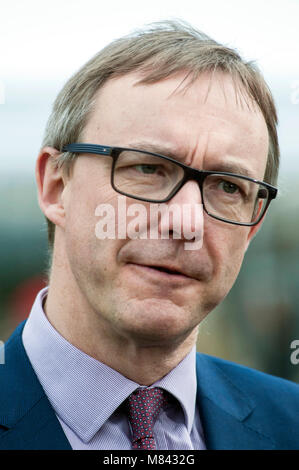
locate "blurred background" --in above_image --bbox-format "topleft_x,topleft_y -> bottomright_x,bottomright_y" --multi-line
0,0 -> 298,382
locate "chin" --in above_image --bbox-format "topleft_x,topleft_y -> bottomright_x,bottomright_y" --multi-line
118,297 -> 197,345
126,323 -> 194,348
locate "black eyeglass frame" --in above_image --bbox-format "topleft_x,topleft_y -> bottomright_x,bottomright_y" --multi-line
62,143 -> 278,227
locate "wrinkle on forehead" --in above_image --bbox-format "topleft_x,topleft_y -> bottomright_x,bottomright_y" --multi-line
84,69 -> 268,181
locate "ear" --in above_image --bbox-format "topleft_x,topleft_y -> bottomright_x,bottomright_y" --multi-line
35,146 -> 68,230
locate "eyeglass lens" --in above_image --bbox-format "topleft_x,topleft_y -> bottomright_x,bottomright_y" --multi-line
113,150 -> 269,224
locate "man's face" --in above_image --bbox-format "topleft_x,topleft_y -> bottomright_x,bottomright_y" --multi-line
59,71 -> 268,347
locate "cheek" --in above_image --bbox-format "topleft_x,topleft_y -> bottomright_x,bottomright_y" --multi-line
63,174 -> 107,266
63,174 -> 130,287
64,201 -> 97,282
205,218 -> 250,288
65,162 -> 115,243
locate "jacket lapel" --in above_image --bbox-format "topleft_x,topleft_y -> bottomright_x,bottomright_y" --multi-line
0,322 -> 72,450
195,352 -> 276,450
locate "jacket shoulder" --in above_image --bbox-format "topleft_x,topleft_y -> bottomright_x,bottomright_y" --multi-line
196,351 -> 299,398
0,322 -> 45,427
196,351 -> 299,447
0,322 -> 71,449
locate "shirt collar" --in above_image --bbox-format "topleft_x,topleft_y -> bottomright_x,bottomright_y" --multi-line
22,287 -> 197,442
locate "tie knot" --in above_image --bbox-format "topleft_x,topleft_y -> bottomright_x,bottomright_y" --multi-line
126,387 -> 167,449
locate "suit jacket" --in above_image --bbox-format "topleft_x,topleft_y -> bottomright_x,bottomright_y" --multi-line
0,320 -> 298,450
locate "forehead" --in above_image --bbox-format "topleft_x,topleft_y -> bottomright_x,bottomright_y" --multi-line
83,71 -> 269,178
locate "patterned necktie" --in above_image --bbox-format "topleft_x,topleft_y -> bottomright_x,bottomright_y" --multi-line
126,387 -> 167,450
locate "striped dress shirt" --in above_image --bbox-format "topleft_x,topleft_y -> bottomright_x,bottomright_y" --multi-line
22,287 -> 206,450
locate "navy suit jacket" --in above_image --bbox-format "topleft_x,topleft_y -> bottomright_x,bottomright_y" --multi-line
0,321 -> 298,450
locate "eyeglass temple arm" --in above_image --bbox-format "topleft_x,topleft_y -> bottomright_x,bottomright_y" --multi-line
62,143 -> 112,156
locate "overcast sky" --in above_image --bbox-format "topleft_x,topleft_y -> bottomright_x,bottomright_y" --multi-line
0,0 -> 298,179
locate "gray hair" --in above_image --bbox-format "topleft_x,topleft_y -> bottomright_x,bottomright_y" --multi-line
42,19 -> 279,251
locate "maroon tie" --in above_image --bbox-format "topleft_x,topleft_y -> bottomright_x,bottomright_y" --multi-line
126,387 -> 167,450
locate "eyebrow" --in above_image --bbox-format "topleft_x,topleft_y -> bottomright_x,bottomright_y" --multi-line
127,141 -> 183,161
127,141 -> 258,180
206,163 -> 258,180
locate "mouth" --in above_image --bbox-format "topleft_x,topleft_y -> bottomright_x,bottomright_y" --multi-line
126,263 -> 195,284
149,266 -> 184,276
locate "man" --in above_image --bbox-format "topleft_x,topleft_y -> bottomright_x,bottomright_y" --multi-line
0,20 -> 298,450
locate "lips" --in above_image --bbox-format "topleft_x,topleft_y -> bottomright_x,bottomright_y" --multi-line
147,265 -> 185,276
130,262 -> 192,279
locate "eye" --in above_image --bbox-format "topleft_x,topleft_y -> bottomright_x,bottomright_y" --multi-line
134,164 -> 160,174
219,180 -> 240,194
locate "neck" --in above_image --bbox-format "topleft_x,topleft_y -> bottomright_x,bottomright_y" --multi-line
44,241 -> 198,385
44,292 -> 198,385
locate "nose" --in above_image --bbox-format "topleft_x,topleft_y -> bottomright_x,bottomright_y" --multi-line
169,179 -> 203,206
156,180 -> 204,249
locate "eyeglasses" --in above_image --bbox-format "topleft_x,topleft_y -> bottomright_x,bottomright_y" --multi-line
62,143 -> 278,226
